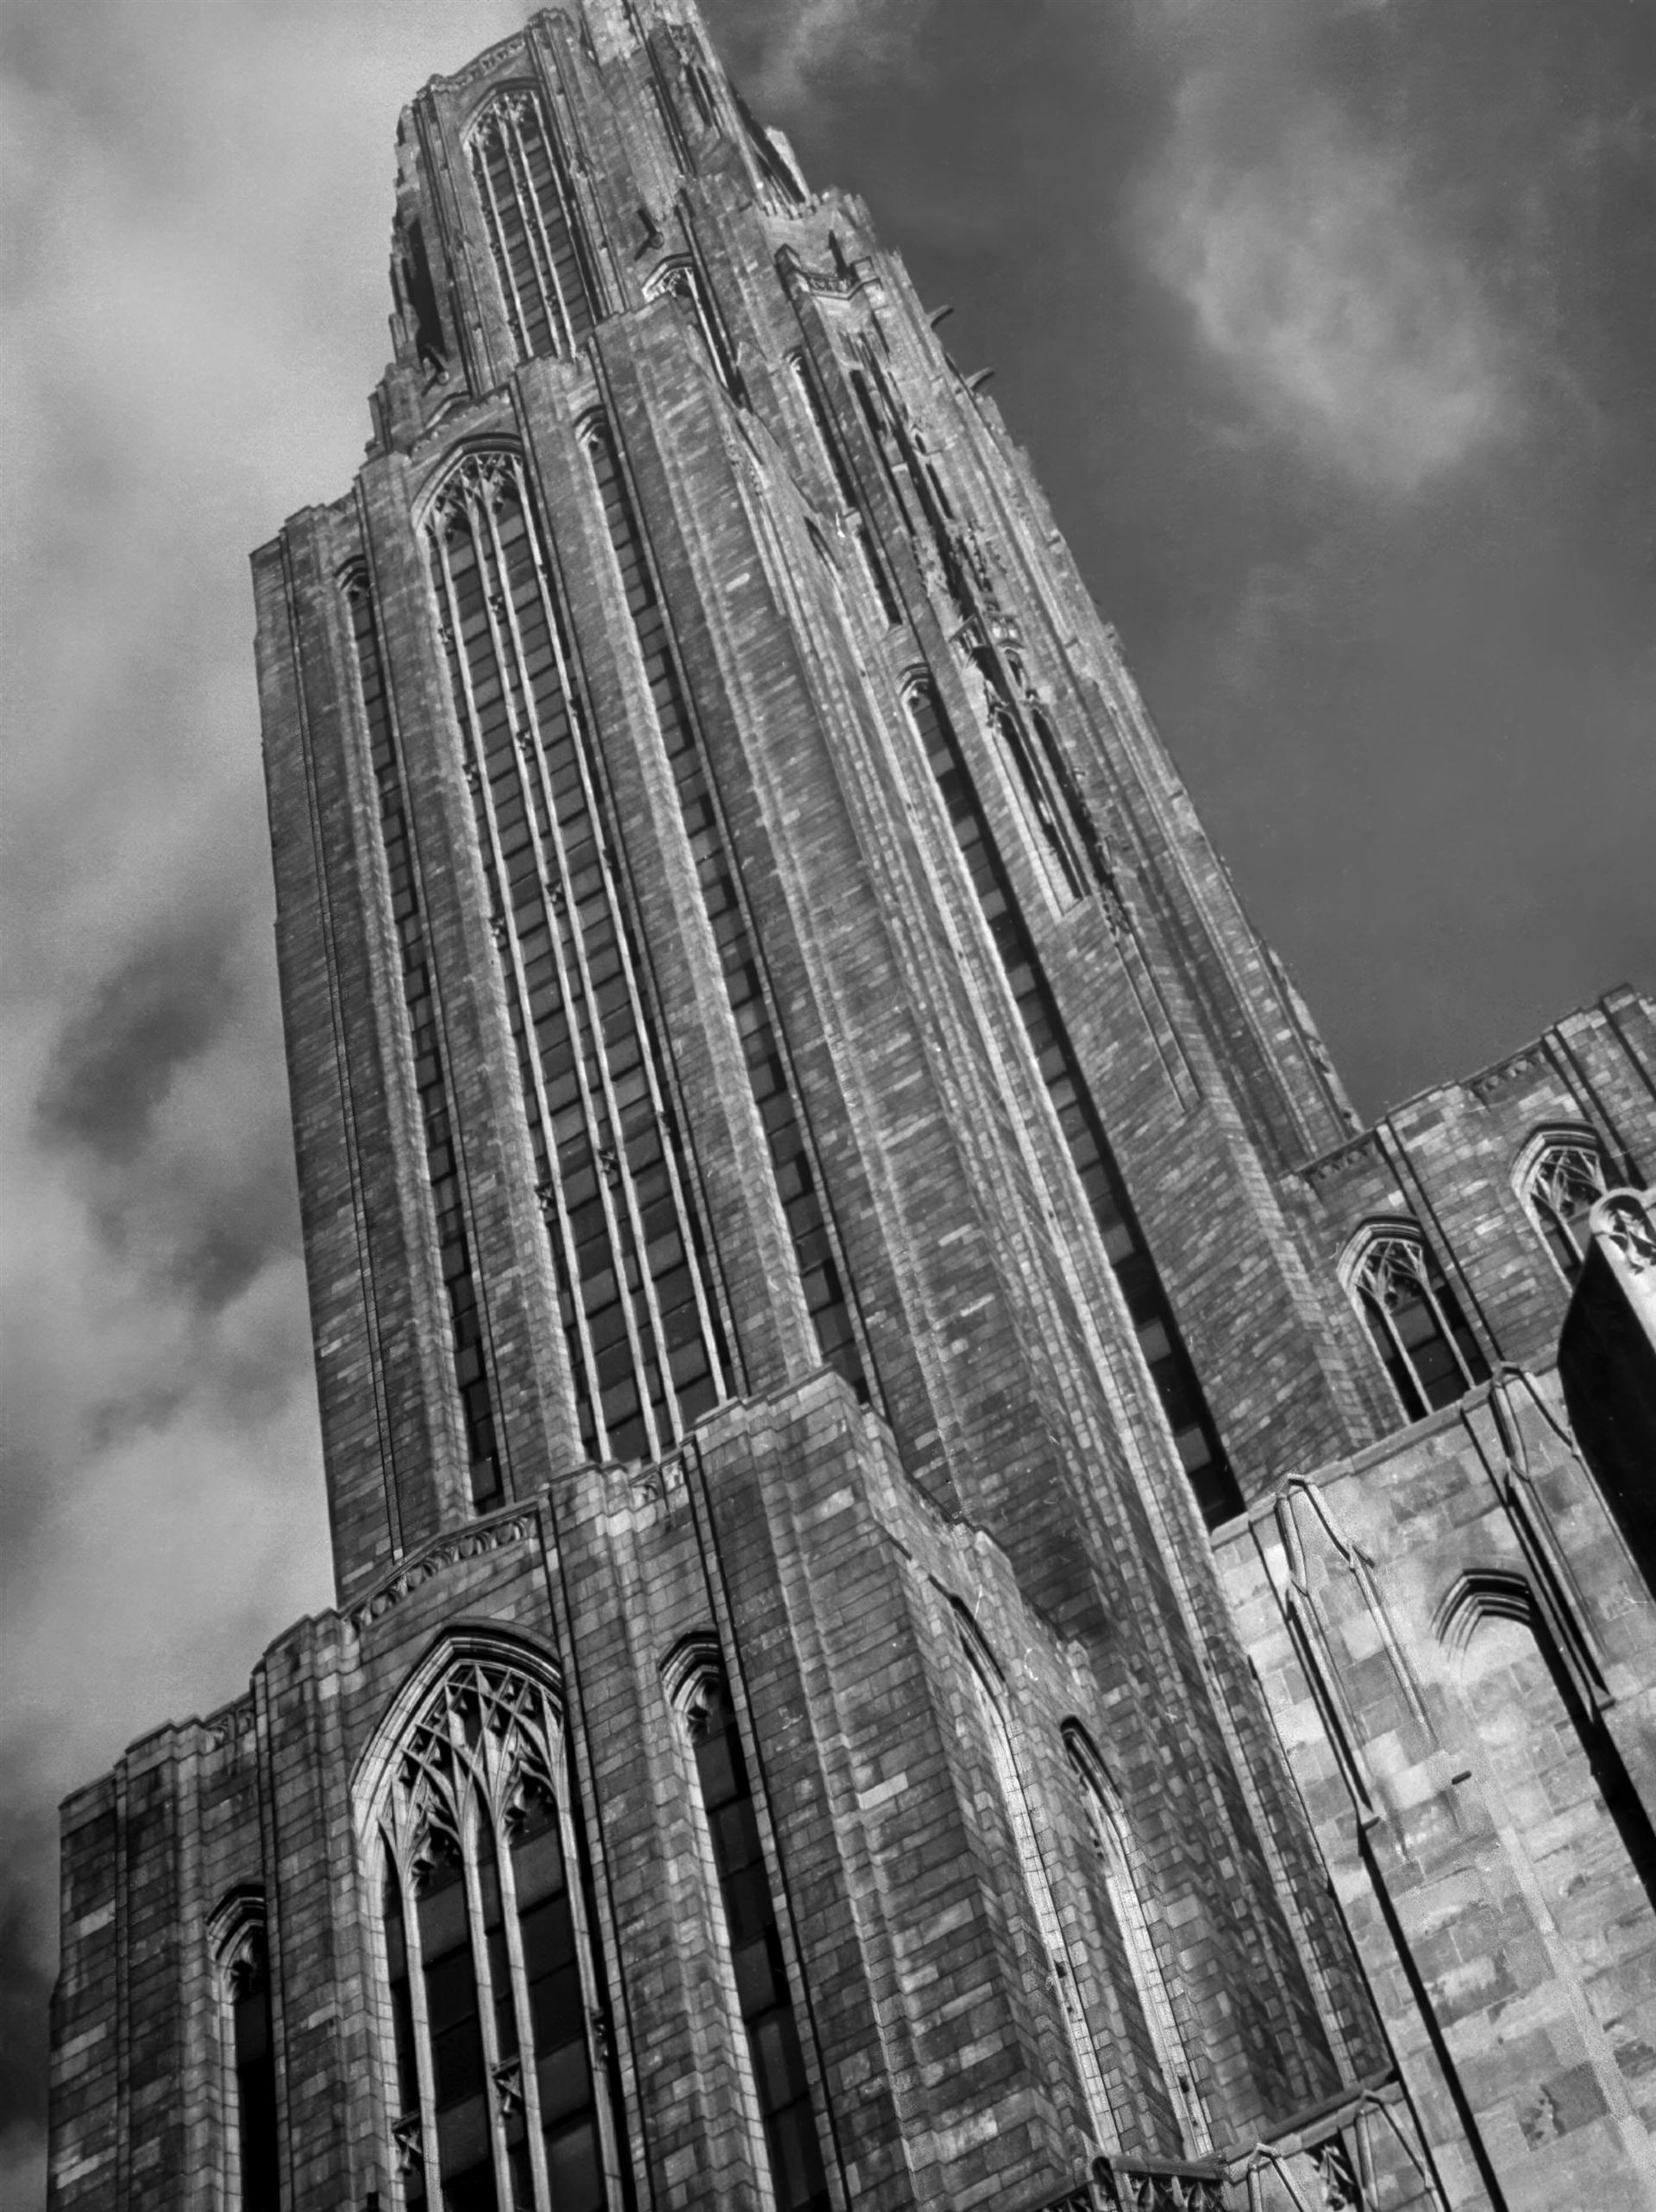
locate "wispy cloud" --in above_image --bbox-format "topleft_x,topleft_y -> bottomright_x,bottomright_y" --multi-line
706,0 -> 929,112
1140,68 -> 1518,494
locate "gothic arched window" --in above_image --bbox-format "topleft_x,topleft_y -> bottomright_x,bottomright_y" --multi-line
956,1621 -> 1118,2149
1348,1226 -> 1490,1419
1064,1729 -> 1208,2153
1516,1132 -> 1610,1283
367,1651 -> 620,2212
210,1894 -> 279,2211
468,90 -> 596,362
671,1654 -> 830,2212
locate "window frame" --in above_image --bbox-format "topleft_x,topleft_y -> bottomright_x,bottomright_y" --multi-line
1513,1127 -> 1612,1284
357,1639 -> 624,2212
1343,1221 -> 1490,1420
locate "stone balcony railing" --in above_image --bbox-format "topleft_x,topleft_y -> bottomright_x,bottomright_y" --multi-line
1029,2065 -> 1441,2212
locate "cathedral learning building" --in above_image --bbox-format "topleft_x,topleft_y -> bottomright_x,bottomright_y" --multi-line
47,6 -> 1656,2209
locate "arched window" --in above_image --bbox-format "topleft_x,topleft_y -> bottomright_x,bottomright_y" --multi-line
956,1621 -> 1118,2148
210,1895 -> 279,2211
366,1651 -> 620,2212
1516,1132 -> 1611,1283
671,1654 -> 830,2211
1064,1729 -> 1207,2152
469,90 -> 596,362
1347,1226 -> 1490,1419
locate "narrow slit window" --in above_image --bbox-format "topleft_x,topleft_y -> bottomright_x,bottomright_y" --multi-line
213,1905 -> 280,2212
683,1668 -> 830,2212
1067,1731 -> 1208,2153
958,1633 -> 1117,2149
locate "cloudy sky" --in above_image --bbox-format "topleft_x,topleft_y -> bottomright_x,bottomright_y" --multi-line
2,0 -> 1652,2193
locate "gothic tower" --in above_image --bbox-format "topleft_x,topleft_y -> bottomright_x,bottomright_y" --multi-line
47,6 -> 1656,2211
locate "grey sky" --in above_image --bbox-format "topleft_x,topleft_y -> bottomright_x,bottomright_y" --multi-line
2,2 -> 1652,2196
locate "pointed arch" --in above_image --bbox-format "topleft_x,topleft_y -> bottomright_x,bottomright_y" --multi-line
1342,1219 -> 1490,1419
209,1888 -> 279,2211
1513,1127 -> 1612,1282
355,1632 -> 621,2212
950,1607 -> 1118,2148
1063,1725 -> 1208,2153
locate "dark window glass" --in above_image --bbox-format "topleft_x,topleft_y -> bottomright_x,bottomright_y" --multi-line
690,1675 -> 829,2212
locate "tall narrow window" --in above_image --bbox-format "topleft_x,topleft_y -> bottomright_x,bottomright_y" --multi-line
369,1651 -> 618,2212
905,677 -> 1238,1523
469,90 -> 596,362
645,260 -> 741,399
345,565 -> 502,1505
787,352 -> 900,626
212,1902 -> 280,2212
681,1665 -> 830,2212
584,417 -> 869,1404
425,448 -> 731,1467
1065,1730 -> 1208,2152
1517,1133 -> 1610,1283
1349,1227 -> 1490,1419
957,1631 -> 1117,2148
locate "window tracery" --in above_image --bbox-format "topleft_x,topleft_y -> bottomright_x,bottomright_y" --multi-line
1348,1227 -> 1490,1419
369,1653 -> 618,2212
1516,1133 -> 1610,1282
469,90 -> 596,362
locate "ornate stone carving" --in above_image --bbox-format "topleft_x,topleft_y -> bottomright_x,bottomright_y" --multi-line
348,1512 -> 538,1634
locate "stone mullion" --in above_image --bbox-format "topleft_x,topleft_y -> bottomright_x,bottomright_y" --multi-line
491,1802 -> 554,2212
391,1841 -> 442,2199
511,491 -> 729,1407
455,1774 -> 515,2209
497,105 -> 570,358
429,505 -> 603,1463
432,504 -> 622,1464
473,127 -> 536,360
479,484 -> 680,1458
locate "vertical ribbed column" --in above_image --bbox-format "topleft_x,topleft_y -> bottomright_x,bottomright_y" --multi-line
423,447 -> 733,1465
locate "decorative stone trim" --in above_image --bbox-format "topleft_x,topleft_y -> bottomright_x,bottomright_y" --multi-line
348,1509 -> 539,1634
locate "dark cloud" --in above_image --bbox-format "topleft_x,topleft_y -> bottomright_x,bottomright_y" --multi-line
35,930 -> 237,1166
3,3 -> 1651,2199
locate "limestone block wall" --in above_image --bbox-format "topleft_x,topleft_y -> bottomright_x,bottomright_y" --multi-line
1217,1365 -> 1656,2211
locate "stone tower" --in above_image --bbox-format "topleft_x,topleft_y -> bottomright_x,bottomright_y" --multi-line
47,5 -> 1656,2210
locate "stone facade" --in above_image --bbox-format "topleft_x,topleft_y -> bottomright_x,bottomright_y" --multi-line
47,3 -> 1656,2208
